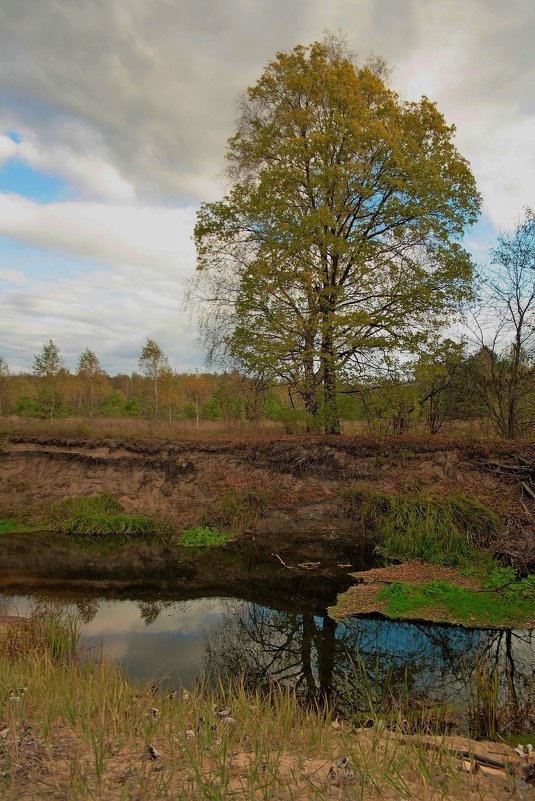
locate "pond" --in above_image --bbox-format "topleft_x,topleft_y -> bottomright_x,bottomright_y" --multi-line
2,584 -> 533,716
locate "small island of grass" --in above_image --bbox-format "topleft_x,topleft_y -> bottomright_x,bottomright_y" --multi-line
331,488 -> 535,628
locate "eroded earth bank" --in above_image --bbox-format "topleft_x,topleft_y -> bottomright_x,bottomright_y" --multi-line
1,435 -> 533,600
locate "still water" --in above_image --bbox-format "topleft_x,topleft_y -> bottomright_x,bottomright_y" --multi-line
2,589 -> 533,708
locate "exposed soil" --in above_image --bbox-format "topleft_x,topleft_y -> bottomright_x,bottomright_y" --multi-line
1,435 -> 534,593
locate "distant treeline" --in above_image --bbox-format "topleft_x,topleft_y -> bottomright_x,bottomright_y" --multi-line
1,337 -> 534,439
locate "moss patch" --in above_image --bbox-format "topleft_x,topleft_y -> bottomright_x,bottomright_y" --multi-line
0,517 -> 35,535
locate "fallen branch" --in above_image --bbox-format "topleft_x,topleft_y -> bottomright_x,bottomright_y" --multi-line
272,553 -> 296,570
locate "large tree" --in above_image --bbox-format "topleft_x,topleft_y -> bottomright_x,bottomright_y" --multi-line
194,37 -> 480,433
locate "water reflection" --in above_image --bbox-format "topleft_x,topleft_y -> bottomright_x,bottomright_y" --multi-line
202,602 -> 534,707
2,592 -> 533,708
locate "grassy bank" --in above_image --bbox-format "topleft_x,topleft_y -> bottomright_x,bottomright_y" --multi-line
335,488 -> 535,627
0,608 -> 530,801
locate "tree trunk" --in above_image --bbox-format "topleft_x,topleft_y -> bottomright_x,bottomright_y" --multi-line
321,321 -> 340,434
316,614 -> 336,702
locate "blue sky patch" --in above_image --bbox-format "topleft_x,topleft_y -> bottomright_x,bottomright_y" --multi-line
0,157 -> 71,203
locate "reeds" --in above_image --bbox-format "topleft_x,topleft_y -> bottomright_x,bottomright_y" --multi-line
467,661 -> 535,740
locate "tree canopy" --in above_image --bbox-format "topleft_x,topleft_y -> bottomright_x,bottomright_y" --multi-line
194,36 -> 481,433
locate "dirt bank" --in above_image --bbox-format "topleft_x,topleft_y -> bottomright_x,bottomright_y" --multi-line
1,435 -> 533,590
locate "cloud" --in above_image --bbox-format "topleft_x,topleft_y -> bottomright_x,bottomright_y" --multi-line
0,193 -> 201,372
0,133 -> 18,166
0,0 -> 533,221
0,0 -> 534,373
0,193 -> 195,272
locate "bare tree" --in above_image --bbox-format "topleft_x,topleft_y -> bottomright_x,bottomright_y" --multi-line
469,210 -> 535,438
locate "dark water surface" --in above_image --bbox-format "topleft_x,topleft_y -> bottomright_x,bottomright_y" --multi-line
2,585 -> 533,709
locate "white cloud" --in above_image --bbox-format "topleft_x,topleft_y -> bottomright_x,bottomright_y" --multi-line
0,266 -> 28,285
0,193 -> 195,272
18,135 -> 137,202
0,133 -> 17,166
469,117 -> 535,229
0,193 -> 201,372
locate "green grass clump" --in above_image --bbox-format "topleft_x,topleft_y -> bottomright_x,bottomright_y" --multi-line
377,571 -> 535,627
48,493 -> 172,541
340,487 -> 500,569
180,525 -> 231,548
0,517 -> 34,535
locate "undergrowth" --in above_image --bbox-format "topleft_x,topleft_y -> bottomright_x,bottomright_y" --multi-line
0,603 -> 80,663
0,604 -> 532,799
47,492 -> 173,542
179,525 -> 231,548
340,486 -> 501,569
0,619 -> 516,801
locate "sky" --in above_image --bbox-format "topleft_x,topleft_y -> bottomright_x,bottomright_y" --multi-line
0,0 -> 534,374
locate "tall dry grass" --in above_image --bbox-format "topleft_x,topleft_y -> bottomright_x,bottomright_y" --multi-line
0,605 -> 509,801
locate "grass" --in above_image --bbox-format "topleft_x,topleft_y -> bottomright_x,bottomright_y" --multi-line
377,572 -> 535,628
1,607 -> 518,801
47,492 -> 173,542
0,517 -> 35,535
180,525 -> 232,548
340,487 -> 501,570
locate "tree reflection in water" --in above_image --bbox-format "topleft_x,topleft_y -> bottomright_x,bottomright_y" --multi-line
203,602 -> 534,710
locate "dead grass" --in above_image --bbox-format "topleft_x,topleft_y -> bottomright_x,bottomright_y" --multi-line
0,607 -> 531,801
2,414 -> 530,444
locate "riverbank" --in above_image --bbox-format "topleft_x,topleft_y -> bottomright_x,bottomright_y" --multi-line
1,435 -> 534,626
1,610 -> 532,801
329,561 -> 535,628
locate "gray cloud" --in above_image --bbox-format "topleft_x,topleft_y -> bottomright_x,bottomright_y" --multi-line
0,0 -> 532,216
0,0 -> 534,374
